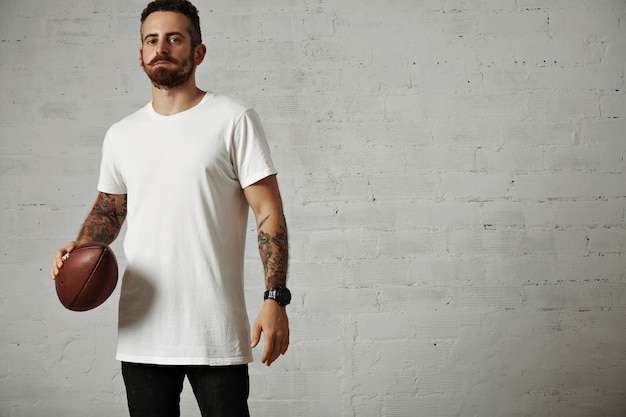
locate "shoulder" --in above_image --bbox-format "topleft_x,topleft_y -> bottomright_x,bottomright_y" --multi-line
106,103 -> 152,135
207,93 -> 255,121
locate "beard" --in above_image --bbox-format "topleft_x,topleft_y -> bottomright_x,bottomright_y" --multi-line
142,49 -> 195,90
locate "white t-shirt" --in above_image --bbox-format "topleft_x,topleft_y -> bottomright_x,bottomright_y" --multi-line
97,92 -> 276,365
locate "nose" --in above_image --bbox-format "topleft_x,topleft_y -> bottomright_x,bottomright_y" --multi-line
155,38 -> 170,55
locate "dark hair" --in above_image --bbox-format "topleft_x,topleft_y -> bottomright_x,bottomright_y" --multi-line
141,0 -> 202,47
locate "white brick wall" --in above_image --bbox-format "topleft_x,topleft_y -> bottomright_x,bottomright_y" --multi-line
1,0 -> 625,416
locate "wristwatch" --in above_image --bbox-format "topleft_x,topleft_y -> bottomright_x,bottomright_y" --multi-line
264,287 -> 291,306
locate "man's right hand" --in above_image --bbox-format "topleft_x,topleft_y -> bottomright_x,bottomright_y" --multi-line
50,241 -> 77,280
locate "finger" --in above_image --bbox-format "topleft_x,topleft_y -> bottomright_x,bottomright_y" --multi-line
266,331 -> 287,366
262,335 -> 275,365
281,330 -> 290,355
51,242 -> 75,279
51,252 -> 65,279
270,346 -> 282,365
265,347 -> 277,366
250,322 -> 261,348
65,241 -> 77,254
52,242 -> 77,276
54,251 -> 64,267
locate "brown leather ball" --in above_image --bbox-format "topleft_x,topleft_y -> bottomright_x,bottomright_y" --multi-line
55,242 -> 118,311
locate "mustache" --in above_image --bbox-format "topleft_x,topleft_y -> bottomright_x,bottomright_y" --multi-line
148,54 -> 178,66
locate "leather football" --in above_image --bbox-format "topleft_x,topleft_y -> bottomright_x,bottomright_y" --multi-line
55,242 -> 118,311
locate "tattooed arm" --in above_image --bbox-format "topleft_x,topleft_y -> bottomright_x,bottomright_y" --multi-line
50,192 -> 127,279
77,192 -> 127,245
244,175 -> 290,366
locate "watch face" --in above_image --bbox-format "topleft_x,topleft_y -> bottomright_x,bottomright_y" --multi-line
277,288 -> 291,304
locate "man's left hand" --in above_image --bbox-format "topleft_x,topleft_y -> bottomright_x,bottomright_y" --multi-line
251,300 -> 290,366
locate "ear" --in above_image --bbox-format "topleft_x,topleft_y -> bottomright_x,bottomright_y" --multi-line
139,48 -> 144,60
194,44 -> 207,65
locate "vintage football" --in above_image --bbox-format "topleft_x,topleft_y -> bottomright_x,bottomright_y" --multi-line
55,242 -> 118,311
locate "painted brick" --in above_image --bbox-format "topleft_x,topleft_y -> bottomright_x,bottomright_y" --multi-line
600,92 -> 626,119
545,146 -> 625,172
356,313 -> 414,340
443,172 -> 513,201
398,201 -> 482,228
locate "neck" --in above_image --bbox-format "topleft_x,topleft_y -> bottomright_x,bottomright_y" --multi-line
150,77 -> 205,116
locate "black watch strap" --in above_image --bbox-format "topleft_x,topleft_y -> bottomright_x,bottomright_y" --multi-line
264,287 -> 291,305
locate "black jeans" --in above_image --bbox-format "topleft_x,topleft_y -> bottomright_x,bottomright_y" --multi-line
121,362 -> 250,417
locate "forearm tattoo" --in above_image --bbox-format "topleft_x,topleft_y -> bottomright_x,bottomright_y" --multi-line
258,214 -> 289,289
77,193 -> 126,245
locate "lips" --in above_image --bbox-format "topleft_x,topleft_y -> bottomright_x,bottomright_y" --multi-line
149,55 -> 177,67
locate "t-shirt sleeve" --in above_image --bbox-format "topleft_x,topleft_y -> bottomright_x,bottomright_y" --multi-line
232,109 -> 277,188
97,127 -> 127,194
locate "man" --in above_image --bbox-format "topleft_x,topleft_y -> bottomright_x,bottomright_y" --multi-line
50,1 -> 291,415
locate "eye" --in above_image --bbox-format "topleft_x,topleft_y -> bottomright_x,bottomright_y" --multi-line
168,37 -> 180,43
